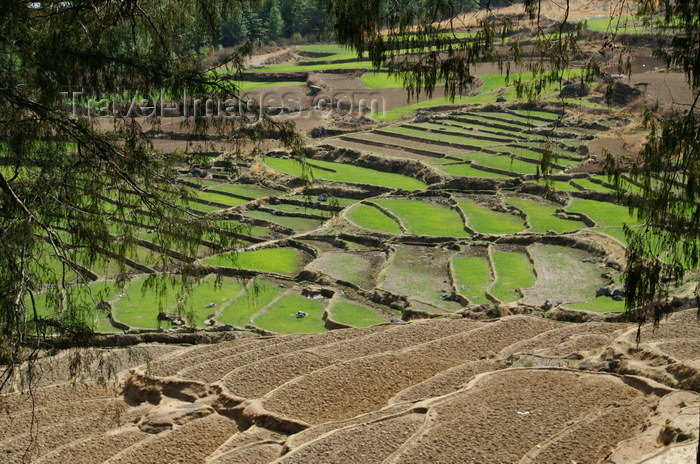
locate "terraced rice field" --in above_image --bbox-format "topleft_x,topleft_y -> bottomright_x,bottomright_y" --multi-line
202,247 -> 307,275
345,203 -> 403,234
382,126 -> 505,148
379,246 -> 462,313
113,275 -> 180,328
372,198 -> 469,236
523,244 -> 608,307
204,183 -> 280,199
310,251 -> 384,288
527,179 -> 580,191
9,20 -> 700,463
506,196 -> 585,233
568,296 -> 627,313
329,300 -> 386,327
571,177 -> 615,192
269,203 -> 330,217
179,275 -> 245,327
264,156 -> 427,190
490,249 -> 536,303
439,163 -> 511,178
193,190 -> 248,207
475,155 -> 545,175
217,280 -> 283,327
252,293 -> 327,333
456,198 -> 526,234
244,210 -> 325,233
567,198 -> 642,228
28,105 -> 694,335
452,255 -> 493,305
6,310 -> 698,463
28,281 -> 120,332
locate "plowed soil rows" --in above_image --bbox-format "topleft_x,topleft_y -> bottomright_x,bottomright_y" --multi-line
261,317 -> 557,424
180,332 -> 366,384
222,319 -> 479,396
279,412 -> 424,463
388,369 -> 643,463
3,312 -> 700,463
106,414 -> 240,464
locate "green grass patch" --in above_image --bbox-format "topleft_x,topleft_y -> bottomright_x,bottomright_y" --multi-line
456,199 -> 526,234
452,256 -> 492,305
217,219 -> 269,237
371,70 -> 582,122
379,246 -> 462,312
374,96 -> 478,122
113,275 -> 179,329
194,190 -> 248,206
244,60 -> 374,73
236,80 -> 306,91
463,112 -> 541,126
202,247 -> 305,275
373,199 -> 469,236
525,244 -> 608,305
187,201 -> 221,213
179,275 -> 245,327
297,44 -> 349,54
505,148 -> 553,161
527,179 -> 580,192
28,281 -> 121,332
447,115 -> 529,132
568,296 -> 626,313
491,250 -> 536,302
419,120 -> 524,141
426,157 -> 464,165
572,178 -> 614,192
592,175 -> 643,194
567,198 -> 642,228
361,72 -> 405,89
217,280 -> 283,327
439,163 -> 511,178
264,156 -> 427,190
506,196 -> 585,233
581,15 -> 662,34
252,293 -> 327,334
346,203 -> 403,234
594,227 -> 629,244
301,50 -> 363,62
330,300 -> 385,327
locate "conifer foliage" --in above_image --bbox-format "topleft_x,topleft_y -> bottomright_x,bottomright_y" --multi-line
0,0 -> 301,390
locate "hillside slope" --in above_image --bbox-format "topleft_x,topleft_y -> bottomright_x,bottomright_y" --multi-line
2,311 -> 699,463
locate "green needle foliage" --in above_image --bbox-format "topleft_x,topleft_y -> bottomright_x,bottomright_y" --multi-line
604,0 -> 700,335
0,0 -> 305,389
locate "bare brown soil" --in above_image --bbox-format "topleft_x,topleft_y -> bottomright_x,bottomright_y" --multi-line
3,311 -> 699,463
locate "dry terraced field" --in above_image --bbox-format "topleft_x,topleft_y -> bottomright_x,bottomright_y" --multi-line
3,311 -> 700,463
